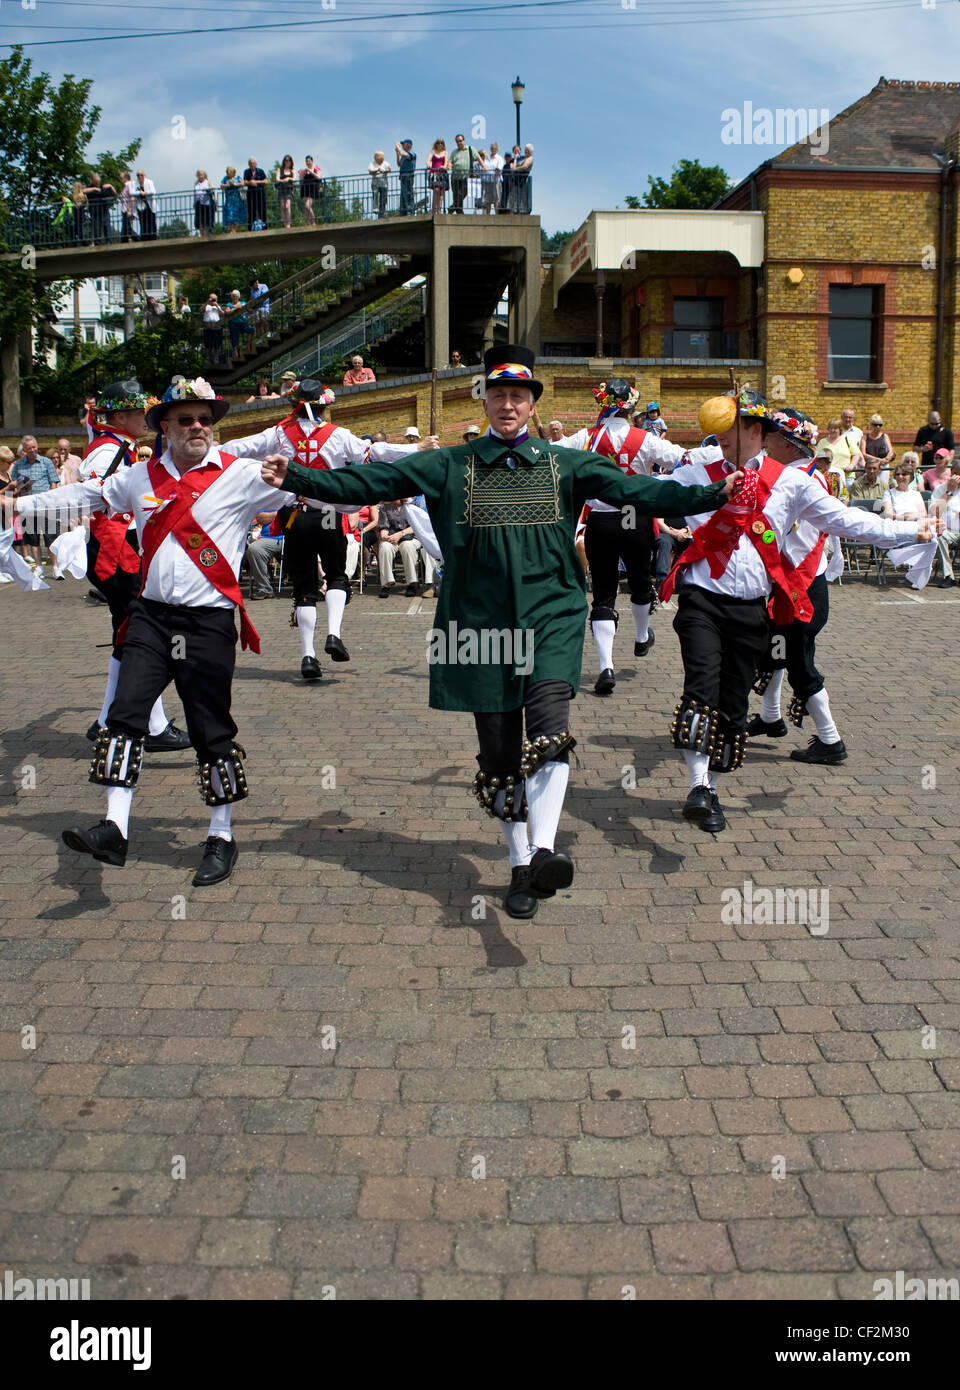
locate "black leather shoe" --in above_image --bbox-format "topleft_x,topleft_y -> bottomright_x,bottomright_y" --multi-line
682,786 -> 712,822
62,819 -> 128,867
528,847 -> 574,899
324,634 -> 350,662
700,790 -> 726,833
404,582 -> 420,597
746,714 -> 788,738
378,585 -> 395,598
634,630 -> 655,657
938,576 -> 955,588
144,722 -> 192,753
790,737 -> 848,765
192,835 -> 238,886
594,667 -> 616,695
300,656 -> 323,680
86,720 -> 104,743
503,865 -> 538,919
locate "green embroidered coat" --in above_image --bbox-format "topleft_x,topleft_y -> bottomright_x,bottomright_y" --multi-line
282,434 -> 728,712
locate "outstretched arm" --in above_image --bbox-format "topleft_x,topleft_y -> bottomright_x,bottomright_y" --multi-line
572,450 -> 736,516
262,452 -> 446,506
794,472 -> 934,544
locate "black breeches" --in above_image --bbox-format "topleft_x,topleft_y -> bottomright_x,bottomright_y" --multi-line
108,598 -> 238,763
86,535 -> 142,661
584,509 -> 655,618
783,574 -> 829,701
474,679 -> 574,772
673,586 -> 769,730
285,508 -> 349,605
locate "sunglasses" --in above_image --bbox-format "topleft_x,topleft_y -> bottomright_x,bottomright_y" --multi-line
173,414 -> 214,427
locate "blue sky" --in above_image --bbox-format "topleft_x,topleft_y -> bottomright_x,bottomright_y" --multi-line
4,0 -> 960,233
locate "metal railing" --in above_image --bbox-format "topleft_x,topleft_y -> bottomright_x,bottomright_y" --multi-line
273,283 -> 427,382
5,170 -> 534,251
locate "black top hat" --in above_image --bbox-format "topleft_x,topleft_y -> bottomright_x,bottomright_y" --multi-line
482,344 -> 543,401
769,404 -> 818,457
145,378 -> 230,431
95,378 -> 151,415
288,378 -> 336,408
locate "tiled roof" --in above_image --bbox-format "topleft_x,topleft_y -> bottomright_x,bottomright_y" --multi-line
773,78 -> 960,170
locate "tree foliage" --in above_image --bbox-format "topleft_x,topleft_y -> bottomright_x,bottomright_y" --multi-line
626,159 -> 731,211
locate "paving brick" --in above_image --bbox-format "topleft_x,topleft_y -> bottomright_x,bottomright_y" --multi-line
646,1100 -> 716,1137
194,1219 -> 276,1266
692,1175 -> 810,1221
812,1132 -> 921,1171
712,1099 -> 784,1135
509,1178 -> 621,1224
619,1178 -> 697,1225
536,1224 -> 653,1273
875,1172 -> 960,1216
394,1222 -> 453,1270
578,1101 -> 649,1137
843,1095 -> 923,1130
747,1065 -> 816,1098
781,1097 -> 853,1133
76,1218 -> 200,1265
566,1137 -> 672,1178
454,1225 -> 534,1274
358,1178 -> 434,1220
800,1173 -> 887,1217
728,1218 -> 855,1272
651,1222 -> 735,1274
844,1217 -> 939,1271
433,1180 -> 509,1222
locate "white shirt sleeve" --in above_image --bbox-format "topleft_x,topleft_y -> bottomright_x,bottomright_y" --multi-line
369,440 -> 422,463
558,428 -> 589,451
222,427 -> 282,461
17,476 -> 110,529
791,470 -> 921,545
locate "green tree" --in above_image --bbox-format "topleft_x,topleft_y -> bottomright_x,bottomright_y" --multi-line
541,227 -> 575,255
626,159 -> 730,211
85,140 -> 142,192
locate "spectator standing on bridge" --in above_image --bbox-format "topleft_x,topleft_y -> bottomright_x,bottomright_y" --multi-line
221,166 -> 245,233
194,170 -> 214,237
244,158 -> 268,230
343,354 -> 376,385
511,144 -> 534,214
84,173 -> 116,245
499,149 -> 515,213
369,151 -> 391,219
428,139 -> 450,215
134,170 -> 157,240
395,139 -> 416,216
299,156 -> 322,224
275,155 -> 296,228
68,182 -> 88,244
119,171 -> 136,241
450,133 -> 479,214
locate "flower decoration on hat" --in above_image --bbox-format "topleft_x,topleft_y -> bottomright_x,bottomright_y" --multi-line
593,379 -> 641,414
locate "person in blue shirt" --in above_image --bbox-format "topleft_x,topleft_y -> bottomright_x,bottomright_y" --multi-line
395,139 -> 417,216
11,438 -> 60,573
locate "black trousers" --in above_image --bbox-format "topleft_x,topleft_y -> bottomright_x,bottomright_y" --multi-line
108,598 -> 238,763
584,509 -> 656,619
782,573 -> 829,701
673,586 -> 769,730
474,680 -> 573,772
285,507 -> 349,604
86,534 -> 142,661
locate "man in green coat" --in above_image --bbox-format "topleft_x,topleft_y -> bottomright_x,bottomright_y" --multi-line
261,346 -> 739,919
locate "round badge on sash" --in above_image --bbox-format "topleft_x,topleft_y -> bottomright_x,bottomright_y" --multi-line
751,520 -> 765,535
762,529 -> 776,544
187,533 -> 204,549
199,547 -> 219,567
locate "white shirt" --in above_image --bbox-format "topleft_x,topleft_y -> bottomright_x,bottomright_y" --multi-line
559,415 -> 720,512
885,487 -> 926,521
80,436 -> 135,484
670,453 -> 926,600
19,446 -> 295,610
781,463 -> 833,579
228,417 -> 420,512
932,480 -> 960,531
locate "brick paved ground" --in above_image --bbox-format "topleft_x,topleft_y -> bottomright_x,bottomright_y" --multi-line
1,572 -> 958,1300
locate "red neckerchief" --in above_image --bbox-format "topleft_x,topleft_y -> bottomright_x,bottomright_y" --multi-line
116,452 -> 260,653
659,457 -> 814,623
83,429 -> 140,579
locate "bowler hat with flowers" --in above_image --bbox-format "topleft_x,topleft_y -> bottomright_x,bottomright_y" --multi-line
145,377 -> 229,431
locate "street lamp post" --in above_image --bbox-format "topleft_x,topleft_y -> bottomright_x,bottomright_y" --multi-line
511,76 -> 525,151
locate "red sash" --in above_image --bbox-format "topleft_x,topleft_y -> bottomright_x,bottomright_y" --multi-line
659,456 -> 814,623
83,431 -> 140,580
279,416 -> 337,469
588,422 -> 648,475
117,452 -> 260,653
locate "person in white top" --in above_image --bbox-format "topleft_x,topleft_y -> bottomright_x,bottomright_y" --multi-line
930,462 -> 960,586
659,390 -> 937,834
16,379 -> 301,888
558,377 -> 719,694
746,406 -> 849,763
228,380 -> 439,677
883,464 -> 928,522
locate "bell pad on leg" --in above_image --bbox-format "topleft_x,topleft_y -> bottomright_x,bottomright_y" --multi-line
197,744 -> 249,806
473,768 -> 527,822
89,729 -> 144,788
787,693 -> 807,729
670,699 -> 718,754
520,731 -> 577,779
752,669 -> 775,696
708,720 -> 746,773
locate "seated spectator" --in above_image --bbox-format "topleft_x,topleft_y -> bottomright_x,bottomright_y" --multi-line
898,450 -> 923,490
344,506 -> 381,584
403,426 -> 421,443
244,511 -> 283,598
448,350 -> 463,369
463,424 -> 481,443
371,431 -> 387,443
377,498 -> 423,596
861,413 -> 894,484
53,437 -> 83,484
546,420 -> 565,442
279,370 -> 300,396
246,378 -> 279,402
343,354 -> 376,385
913,409 -> 954,468
849,456 -> 887,502
137,445 -> 153,462
812,444 -> 849,502
930,462 -> 960,588
923,447 -> 952,493
821,418 -> 862,482
884,463 -> 928,521
654,516 -> 691,587
202,293 -> 224,363
643,401 -> 668,437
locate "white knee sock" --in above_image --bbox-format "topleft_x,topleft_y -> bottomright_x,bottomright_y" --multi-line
208,764 -> 235,841
148,697 -> 168,737
104,736 -> 135,837
97,657 -> 122,727
631,601 -> 651,643
525,760 -> 569,853
325,588 -> 346,638
492,789 -> 531,866
682,713 -> 714,790
593,619 -> 615,672
761,670 -> 785,723
806,687 -> 840,744
297,605 -> 317,658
